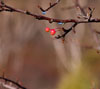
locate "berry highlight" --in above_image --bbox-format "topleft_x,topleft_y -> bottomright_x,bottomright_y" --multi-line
50,29 -> 56,35
45,27 -> 50,32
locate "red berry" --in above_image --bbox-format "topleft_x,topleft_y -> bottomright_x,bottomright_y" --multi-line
50,29 -> 56,35
45,27 -> 50,32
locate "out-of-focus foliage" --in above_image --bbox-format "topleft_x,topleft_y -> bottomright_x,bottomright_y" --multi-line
58,67 -> 95,89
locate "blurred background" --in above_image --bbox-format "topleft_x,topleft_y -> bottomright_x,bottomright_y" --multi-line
0,0 -> 100,89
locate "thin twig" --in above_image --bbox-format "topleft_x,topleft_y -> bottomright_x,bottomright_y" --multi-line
55,23 -> 78,39
0,1 -> 100,39
38,0 -> 60,13
0,1 -> 100,24
0,76 -> 26,89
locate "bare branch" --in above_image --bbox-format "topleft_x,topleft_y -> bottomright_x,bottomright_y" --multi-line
0,1 -> 100,23
0,76 -> 26,89
88,7 -> 95,21
38,0 -> 60,14
75,0 -> 87,16
0,1 -> 100,39
55,23 -> 77,39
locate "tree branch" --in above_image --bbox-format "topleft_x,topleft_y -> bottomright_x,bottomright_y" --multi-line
0,1 -> 100,39
38,0 -> 60,14
0,76 -> 26,89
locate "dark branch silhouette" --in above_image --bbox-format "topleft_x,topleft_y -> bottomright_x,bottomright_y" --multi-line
38,0 -> 60,13
0,1 -> 100,39
0,76 -> 26,89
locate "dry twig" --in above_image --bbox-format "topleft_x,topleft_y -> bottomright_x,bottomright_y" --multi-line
38,0 -> 60,14
0,1 -> 100,39
0,75 -> 26,89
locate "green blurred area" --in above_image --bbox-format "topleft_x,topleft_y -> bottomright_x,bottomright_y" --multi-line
58,68 -> 91,89
58,49 -> 100,89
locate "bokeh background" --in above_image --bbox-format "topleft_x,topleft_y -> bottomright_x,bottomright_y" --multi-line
0,0 -> 100,89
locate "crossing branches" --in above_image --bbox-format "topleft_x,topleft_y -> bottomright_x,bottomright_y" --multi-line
0,1 -> 100,39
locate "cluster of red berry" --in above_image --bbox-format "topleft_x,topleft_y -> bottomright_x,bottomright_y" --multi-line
45,27 -> 56,35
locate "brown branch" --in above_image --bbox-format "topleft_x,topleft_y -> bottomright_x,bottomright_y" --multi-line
75,0 -> 87,16
38,0 -> 60,14
0,76 -> 26,89
73,0 -> 100,52
0,1 -> 100,39
62,0 -> 87,16
55,23 -> 78,39
0,1 -> 100,23
88,7 -> 95,21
